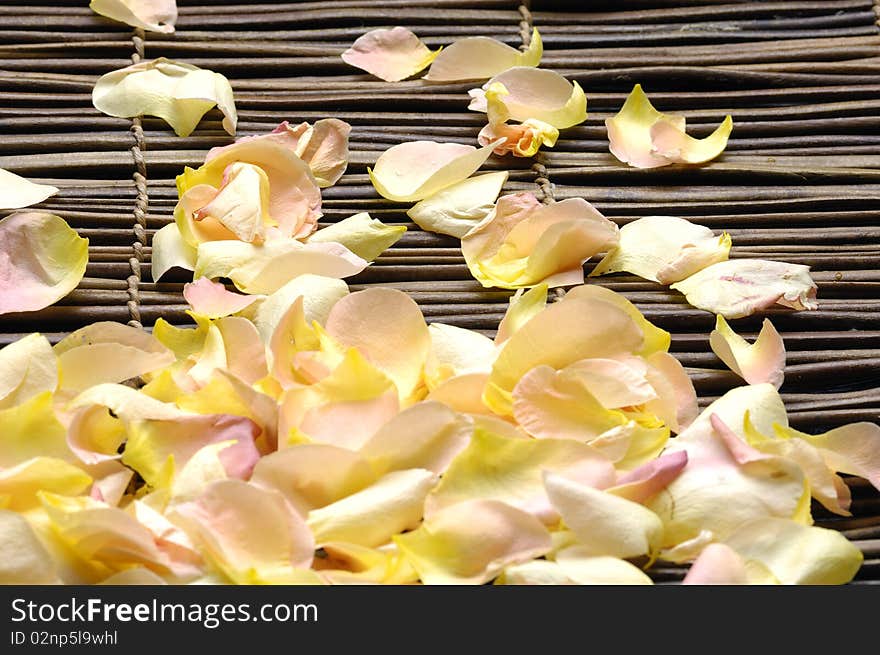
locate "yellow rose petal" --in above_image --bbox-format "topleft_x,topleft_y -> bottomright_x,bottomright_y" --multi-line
0,333 -> 57,410
306,212 -> 406,262
0,510 -> 59,584
150,223 -> 197,281
424,28 -> 541,82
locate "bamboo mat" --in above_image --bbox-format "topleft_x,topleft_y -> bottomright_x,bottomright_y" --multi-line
0,0 -> 878,583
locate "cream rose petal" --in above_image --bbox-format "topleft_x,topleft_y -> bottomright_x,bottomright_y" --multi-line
394,499 -> 551,585
360,402 -> 473,476
53,322 -> 174,393
544,472 -> 664,560
682,543 -> 754,585
424,28 -> 541,82
426,373 -> 494,416
670,259 -> 818,319
0,458 -> 92,511
341,27 -> 440,82
407,172 -> 508,239
183,277 -> 259,319
424,322 -> 497,391
0,333 -> 57,410
0,168 -> 58,210
469,67 -> 587,129
306,212 -> 406,262
606,84 -> 732,168
369,140 -> 501,203
195,239 -> 367,294
89,0 -> 177,33
325,288 -> 431,403
170,480 -> 315,584
643,351 -> 699,433
93,58 -> 236,137
307,469 -> 437,548
710,315 -> 786,388
0,212 -> 88,315
555,547 -> 654,585
253,274 -> 348,343
681,383 -> 788,444
495,284 -> 547,345
591,215 -> 731,284
0,510 -> 59,584
425,428 -> 616,524
251,445 -> 375,516
151,223 -> 197,281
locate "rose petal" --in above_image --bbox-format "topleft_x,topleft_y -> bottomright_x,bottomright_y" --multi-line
93,58 -> 236,137
643,351 -> 699,433
191,162 -> 272,243
89,0 -> 176,33
308,469 -> 437,548
179,138 -> 321,241
670,259 -> 818,319
316,542 -> 418,585
306,212 -> 406,262
342,27 -> 440,82
710,315 -> 785,388
207,119 -> 351,188
495,284 -> 547,345
251,444 -> 375,515
554,547 -> 654,585
1,458 -> 92,511
0,392 -> 70,466
0,510 -> 58,584
360,401 -> 473,476
252,274 -> 348,343
682,543 -> 754,585
425,427 -> 616,524
150,223 -> 196,281
325,288 -> 431,403
369,140 -> 501,203
606,84 -> 732,168
68,383 -> 192,422
424,323 -> 496,391
0,212 -> 88,315
610,450 -> 689,504
591,215 -> 731,284
183,277 -> 259,319
0,333 -> 57,410
469,67 -> 587,129
681,383 -> 788,444
0,168 -> 58,210
544,472 -> 664,560
395,499 -> 551,584
478,118 -> 559,157
195,239 -> 367,294
426,373 -> 494,416
53,322 -> 174,393
170,480 -> 315,584
461,193 -> 619,289
407,172 -> 508,239
424,28 -> 541,82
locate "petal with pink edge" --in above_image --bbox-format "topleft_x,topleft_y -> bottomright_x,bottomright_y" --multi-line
342,27 -> 440,82
710,315 -> 785,388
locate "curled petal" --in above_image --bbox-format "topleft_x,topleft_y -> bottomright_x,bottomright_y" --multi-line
183,277 -> 259,319
171,480 -> 315,584
369,140 -> 500,203
93,58 -> 236,137
0,212 -> 88,315
195,239 -> 367,294
54,322 -> 174,393
251,445 -> 375,516
469,68 -> 587,129
496,284 -> 547,345
325,288 -> 431,403
671,259 -> 818,319
0,333 -> 57,410
68,383 -> 193,422
643,351 -> 699,433
681,383 -> 787,444
478,118 -> 559,157
0,168 -> 58,210
544,472 -> 663,560
606,84 -> 732,168
190,163 -> 272,243
610,450 -> 689,504
307,469 -> 437,548
89,0 -> 176,33
316,542 -> 418,585
424,28 -> 541,82
710,315 -> 785,388
306,212 -> 406,262
341,27 -> 440,82
425,427 -> 616,524
150,223 -> 196,281
407,172 -> 508,238
394,499 -> 551,585
462,193 -> 619,289
208,119 -> 351,188
591,215 -> 731,284
0,510 -> 58,584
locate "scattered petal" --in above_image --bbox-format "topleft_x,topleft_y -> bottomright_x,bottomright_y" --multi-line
0,510 -> 58,584
0,212 -> 88,315
369,140 -> 501,203
0,168 -> 58,210
424,28 -> 542,82
342,27 -> 440,82
150,223 -> 196,281
407,172 -> 508,239
495,284 -> 547,344
710,315 -> 785,388
253,274 -> 348,343
424,323 -> 496,391
89,0 -> 177,33
0,333 -> 57,410
93,58 -> 236,137
671,259 -> 818,319
478,118 -> 558,157
306,212 -> 406,262
183,277 -> 259,319
590,215 -> 731,284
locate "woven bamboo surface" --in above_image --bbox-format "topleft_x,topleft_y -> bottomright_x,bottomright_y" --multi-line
0,0 -> 878,583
